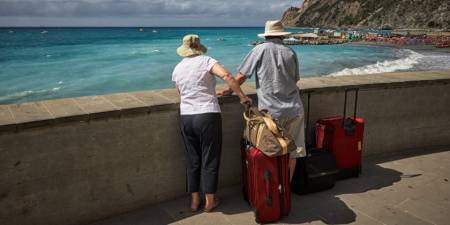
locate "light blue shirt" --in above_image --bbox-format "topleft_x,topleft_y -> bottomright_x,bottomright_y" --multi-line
238,38 -> 303,119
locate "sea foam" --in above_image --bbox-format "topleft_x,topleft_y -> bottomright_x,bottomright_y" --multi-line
0,87 -> 62,104
328,49 -> 424,76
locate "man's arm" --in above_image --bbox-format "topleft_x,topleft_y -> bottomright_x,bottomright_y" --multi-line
217,47 -> 260,96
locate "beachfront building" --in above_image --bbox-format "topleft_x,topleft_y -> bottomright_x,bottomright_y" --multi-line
283,37 -> 302,45
285,31 -> 352,45
364,29 -> 450,48
289,32 -> 323,44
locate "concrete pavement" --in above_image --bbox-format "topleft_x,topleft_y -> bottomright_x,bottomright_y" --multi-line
90,148 -> 450,225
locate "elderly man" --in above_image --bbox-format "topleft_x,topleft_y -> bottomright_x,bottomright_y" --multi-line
220,20 -> 305,180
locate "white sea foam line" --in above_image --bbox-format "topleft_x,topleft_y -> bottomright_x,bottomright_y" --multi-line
328,49 -> 424,76
0,87 -> 62,102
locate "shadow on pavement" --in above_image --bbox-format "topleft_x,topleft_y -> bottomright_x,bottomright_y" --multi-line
93,148 -> 448,225
280,162 -> 403,224
281,148 -> 446,224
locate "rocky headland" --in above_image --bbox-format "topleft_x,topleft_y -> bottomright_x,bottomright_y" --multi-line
281,0 -> 449,30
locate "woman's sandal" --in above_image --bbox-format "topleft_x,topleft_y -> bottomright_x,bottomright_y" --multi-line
203,198 -> 220,213
191,203 -> 201,213
190,200 -> 202,213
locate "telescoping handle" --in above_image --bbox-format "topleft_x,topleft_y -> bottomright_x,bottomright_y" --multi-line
342,88 -> 359,127
305,92 -> 312,146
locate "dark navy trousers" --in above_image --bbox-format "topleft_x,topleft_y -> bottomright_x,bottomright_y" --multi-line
179,113 -> 222,194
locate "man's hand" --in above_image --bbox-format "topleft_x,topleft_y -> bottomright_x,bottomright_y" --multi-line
217,88 -> 233,96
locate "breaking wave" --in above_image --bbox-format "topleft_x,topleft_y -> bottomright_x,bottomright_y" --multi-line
328,49 -> 424,76
0,86 -> 62,104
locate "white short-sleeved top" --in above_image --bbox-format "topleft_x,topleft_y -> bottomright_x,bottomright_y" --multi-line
172,55 -> 221,115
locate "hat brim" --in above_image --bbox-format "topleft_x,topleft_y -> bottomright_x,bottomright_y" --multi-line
258,32 -> 292,38
177,44 -> 207,57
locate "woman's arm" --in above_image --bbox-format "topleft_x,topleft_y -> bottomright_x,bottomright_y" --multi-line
217,72 -> 247,96
210,63 -> 251,104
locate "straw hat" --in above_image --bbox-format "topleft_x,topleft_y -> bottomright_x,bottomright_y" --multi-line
177,34 -> 207,57
258,20 -> 291,38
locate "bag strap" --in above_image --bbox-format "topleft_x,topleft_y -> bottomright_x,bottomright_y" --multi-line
276,136 -> 289,155
244,106 -> 280,136
243,106 -> 264,122
244,106 -> 289,155
262,116 -> 288,155
262,116 -> 280,136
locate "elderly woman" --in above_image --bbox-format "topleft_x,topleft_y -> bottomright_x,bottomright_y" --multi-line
172,34 -> 251,212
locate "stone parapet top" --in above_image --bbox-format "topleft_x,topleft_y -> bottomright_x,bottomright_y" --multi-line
0,70 -> 449,133
298,70 -> 450,93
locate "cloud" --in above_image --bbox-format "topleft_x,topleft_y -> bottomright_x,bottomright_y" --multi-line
0,0 -> 298,17
0,0 -> 301,26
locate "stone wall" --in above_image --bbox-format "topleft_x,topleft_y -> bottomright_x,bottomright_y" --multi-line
0,70 -> 449,225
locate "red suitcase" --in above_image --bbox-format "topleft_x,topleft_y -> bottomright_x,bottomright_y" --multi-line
316,89 -> 364,179
241,140 -> 291,224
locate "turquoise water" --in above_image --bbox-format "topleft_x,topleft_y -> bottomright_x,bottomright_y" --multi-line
1,27 -> 449,104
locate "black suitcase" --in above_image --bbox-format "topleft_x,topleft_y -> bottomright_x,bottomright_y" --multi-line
291,148 -> 338,194
291,92 -> 338,195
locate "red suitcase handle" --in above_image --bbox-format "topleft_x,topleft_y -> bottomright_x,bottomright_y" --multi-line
343,89 -> 359,135
306,88 -> 360,146
342,88 -> 359,126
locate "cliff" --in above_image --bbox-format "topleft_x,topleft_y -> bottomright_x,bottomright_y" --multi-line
281,0 -> 449,30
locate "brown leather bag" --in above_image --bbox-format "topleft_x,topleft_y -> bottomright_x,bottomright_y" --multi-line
243,106 -> 297,157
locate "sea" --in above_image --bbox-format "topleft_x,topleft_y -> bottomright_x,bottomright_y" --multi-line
1,27 -> 450,104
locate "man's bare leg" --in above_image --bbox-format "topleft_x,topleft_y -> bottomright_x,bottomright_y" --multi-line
289,158 -> 297,182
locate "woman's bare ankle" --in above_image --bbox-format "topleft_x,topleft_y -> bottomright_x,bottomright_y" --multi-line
191,192 -> 200,209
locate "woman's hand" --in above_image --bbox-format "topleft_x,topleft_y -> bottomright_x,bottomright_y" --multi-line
216,88 -> 233,96
239,96 -> 253,106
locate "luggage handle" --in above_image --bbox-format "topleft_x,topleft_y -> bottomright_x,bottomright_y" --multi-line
305,89 -> 359,144
305,92 -> 313,146
263,170 -> 273,207
342,88 -> 359,127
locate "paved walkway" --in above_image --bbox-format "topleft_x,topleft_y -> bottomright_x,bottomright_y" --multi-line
91,149 -> 450,225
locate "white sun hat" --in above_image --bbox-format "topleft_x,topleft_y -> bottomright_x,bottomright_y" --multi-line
258,20 -> 292,38
177,34 -> 207,57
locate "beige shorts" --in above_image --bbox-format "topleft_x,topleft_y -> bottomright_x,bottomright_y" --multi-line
278,114 -> 306,159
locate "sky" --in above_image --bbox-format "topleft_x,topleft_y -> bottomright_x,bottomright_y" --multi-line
0,0 -> 303,27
